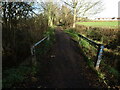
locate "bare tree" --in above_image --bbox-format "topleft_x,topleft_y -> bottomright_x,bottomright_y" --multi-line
40,0 -> 59,27
59,5 -> 73,26
62,0 -> 104,28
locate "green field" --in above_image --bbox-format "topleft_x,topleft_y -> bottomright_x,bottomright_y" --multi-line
76,21 -> 119,29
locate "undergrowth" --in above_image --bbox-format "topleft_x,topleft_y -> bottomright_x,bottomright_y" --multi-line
2,65 -> 38,88
35,27 -> 55,60
2,27 -> 55,88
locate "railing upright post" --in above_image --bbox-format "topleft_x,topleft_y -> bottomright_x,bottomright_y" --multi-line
31,46 -> 37,66
95,45 -> 104,70
76,34 -> 105,70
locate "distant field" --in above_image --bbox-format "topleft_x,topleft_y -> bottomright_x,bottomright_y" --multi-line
76,21 -> 119,29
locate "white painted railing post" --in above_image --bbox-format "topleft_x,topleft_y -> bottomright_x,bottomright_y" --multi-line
31,46 -> 37,66
95,45 -> 104,70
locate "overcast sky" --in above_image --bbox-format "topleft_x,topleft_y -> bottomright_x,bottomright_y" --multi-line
95,0 -> 120,18
36,0 -> 120,18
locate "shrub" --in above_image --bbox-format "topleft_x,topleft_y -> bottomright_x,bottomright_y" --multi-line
87,29 -> 102,41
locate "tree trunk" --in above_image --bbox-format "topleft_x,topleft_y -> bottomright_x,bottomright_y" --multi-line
48,14 -> 53,27
73,7 -> 76,28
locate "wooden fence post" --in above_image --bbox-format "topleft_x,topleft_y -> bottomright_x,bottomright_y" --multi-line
95,45 -> 104,70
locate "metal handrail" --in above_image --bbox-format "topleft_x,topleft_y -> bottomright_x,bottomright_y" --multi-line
31,36 -> 48,56
77,33 -> 104,70
78,34 -> 101,47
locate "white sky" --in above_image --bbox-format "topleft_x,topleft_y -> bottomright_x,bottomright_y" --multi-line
94,0 -> 120,18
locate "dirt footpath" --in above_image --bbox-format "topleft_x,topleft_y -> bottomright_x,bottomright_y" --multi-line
37,28 -> 107,88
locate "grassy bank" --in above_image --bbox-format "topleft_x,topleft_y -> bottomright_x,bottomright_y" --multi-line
64,29 -> 120,89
